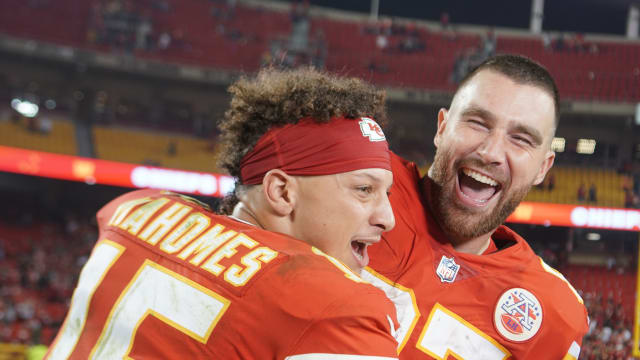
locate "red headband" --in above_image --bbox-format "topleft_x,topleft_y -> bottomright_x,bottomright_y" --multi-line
239,116 -> 391,185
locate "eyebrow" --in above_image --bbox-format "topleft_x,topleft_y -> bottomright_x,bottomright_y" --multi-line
461,105 -> 544,146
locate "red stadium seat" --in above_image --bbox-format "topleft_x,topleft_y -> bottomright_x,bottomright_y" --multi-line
1,0 -> 638,102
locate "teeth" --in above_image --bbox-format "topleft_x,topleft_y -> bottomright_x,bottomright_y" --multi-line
462,169 -> 498,186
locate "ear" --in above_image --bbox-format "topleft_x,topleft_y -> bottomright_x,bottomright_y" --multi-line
533,150 -> 555,185
262,169 -> 297,216
434,108 -> 448,148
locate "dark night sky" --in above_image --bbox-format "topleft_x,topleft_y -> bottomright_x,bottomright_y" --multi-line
283,0 -> 631,36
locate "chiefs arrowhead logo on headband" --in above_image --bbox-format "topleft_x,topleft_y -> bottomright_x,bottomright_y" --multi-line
239,116 -> 391,185
359,117 -> 386,142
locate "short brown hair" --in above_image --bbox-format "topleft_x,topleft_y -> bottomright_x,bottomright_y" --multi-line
216,67 -> 388,213
458,54 -> 560,129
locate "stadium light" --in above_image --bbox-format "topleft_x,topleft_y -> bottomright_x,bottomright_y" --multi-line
551,137 -> 565,152
576,139 -> 596,154
586,232 -> 601,241
10,98 -> 39,118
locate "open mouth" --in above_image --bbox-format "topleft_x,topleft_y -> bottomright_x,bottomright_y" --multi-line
457,168 -> 502,205
350,240 -> 370,268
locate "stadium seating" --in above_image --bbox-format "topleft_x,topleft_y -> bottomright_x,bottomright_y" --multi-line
92,125 -> 221,173
526,167 -> 626,207
1,0 -> 639,102
564,264 -> 636,318
0,116 -> 77,155
0,0 -> 90,47
498,35 -> 640,102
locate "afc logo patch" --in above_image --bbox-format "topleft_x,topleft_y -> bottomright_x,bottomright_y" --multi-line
436,255 -> 460,283
493,287 -> 543,342
359,117 -> 386,142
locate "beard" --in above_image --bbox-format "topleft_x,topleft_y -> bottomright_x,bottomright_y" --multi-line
427,146 -> 531,240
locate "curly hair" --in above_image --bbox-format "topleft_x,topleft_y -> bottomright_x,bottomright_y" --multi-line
216,67 -> 388,214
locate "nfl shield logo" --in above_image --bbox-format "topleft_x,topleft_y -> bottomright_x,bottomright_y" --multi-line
436,255 -> 460,283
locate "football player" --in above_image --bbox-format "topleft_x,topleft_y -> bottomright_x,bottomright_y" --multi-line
45,68 -> 399,360
366,54 -> 589,359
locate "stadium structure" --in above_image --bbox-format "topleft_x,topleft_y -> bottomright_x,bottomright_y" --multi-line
0,0 -> 639,358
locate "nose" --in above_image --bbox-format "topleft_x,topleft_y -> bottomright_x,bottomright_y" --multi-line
477,130 -> 506,166
372,193 -> 396,232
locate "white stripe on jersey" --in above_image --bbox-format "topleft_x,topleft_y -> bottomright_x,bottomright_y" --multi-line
285,355 -> 397,360
567,341 -> 581,358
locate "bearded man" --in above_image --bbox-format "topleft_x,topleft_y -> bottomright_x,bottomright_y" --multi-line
366,54 -> 589,359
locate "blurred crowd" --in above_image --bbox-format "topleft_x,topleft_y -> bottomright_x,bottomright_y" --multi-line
0,216 -> 97,346
581,290 -> 635,359
87,0 -> 176,52
527,235 -> 637,360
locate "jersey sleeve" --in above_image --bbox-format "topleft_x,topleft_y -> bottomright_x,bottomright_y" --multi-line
516,263 -> 589,359
518,302 -> 587,359
286,288 -> 399,359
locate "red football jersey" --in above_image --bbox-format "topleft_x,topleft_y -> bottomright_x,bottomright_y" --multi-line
45,189 -> 399,360
366,153 -> 588,359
